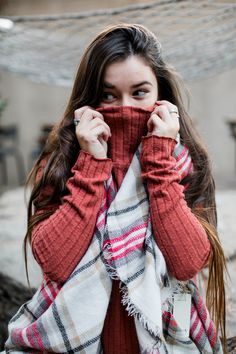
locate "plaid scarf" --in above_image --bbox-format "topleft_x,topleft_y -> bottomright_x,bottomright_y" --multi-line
5,136 -> 223,354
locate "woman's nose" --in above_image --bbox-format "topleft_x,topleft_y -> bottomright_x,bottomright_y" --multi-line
120,96 -> 133,106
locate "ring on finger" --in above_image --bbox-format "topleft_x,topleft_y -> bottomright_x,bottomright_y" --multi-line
74,119 -> 80,126
169,109 -> 179,115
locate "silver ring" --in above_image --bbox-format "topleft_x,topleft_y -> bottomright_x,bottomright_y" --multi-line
169,109 -> 179,115
74,119 -> 80,126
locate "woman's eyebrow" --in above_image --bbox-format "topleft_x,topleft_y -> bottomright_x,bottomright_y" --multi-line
103,82 -> 115,88
132,81 -> 153,88
103,81 -> 153,88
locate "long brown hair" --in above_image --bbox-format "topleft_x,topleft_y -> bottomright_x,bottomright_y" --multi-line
24,23 -> 227,351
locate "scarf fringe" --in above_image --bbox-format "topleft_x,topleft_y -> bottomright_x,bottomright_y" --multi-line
140,347 -> 169,354
103,245 -> 120,280
120,283 -> 165,343
104,262 -> 120,280
103,236 -> 168,352
103,256 -> 166,351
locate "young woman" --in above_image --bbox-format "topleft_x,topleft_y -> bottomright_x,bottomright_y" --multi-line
5,24 -> 227,354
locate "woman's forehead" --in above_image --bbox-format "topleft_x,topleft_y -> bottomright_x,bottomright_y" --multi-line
103,56 -> 157,87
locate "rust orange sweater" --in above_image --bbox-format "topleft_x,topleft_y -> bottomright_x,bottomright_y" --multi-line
31,106 -> 211,354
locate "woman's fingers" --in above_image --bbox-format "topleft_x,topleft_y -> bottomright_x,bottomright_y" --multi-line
74,106 -> 111,159
156,100 -> 179,117
81,109 -> 104,124
87,117 -> 111,136
147,113 -> 165,133
74,108 -> 111,136
76,121 -> 109,141
148,101 -> 180,139
76,117 -> 111,141
90,125 -> 110,142
74,106 -> 91,121
152,105 -> 172,123
74,107 -> 104,125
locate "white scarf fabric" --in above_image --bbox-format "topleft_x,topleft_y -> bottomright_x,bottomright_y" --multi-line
5,140 -> 222,354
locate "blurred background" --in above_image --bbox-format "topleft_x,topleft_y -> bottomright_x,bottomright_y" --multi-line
0,0 -> 236,350
0,0 -> 236,187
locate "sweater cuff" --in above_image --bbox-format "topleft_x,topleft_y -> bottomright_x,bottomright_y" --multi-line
72,150 -> 112,180
141,135 -> 177,165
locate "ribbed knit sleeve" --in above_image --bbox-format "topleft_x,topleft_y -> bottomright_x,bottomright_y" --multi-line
31,150 -> 112,283
141,135 -> 211,281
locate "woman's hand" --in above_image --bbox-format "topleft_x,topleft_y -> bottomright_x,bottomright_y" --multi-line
74,106 -> 111,159
147,100 -> 180,139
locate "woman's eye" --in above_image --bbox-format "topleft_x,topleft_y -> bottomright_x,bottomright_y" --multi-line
133,89 -> 148,97
102,92 -> 116,101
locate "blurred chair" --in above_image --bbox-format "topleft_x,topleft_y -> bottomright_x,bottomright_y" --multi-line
0,124 -> 25,185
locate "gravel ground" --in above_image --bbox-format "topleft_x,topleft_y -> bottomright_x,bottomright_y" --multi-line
0,186 -> 235,338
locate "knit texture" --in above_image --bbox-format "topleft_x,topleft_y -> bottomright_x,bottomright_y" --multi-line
31,106 -> 211,354
5,142 -> 221,354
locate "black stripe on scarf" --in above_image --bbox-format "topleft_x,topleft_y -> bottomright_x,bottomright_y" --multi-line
107,197 -> 147,217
